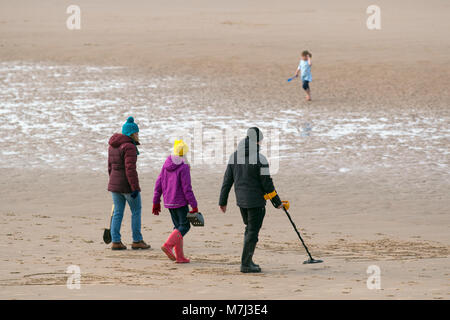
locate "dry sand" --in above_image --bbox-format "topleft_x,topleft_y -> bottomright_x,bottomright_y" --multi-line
0,0 -> 449,299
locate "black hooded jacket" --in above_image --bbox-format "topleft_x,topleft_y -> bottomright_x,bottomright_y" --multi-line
219,137 -> 282,209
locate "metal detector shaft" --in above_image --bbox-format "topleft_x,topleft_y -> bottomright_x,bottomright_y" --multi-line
282,207 -> 314,260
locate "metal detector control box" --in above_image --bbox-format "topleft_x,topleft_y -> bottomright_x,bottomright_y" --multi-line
187,212 -> 205,227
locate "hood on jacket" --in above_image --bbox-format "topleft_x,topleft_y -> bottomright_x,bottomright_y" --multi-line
237,137 -> 261,155
109,133 -> 140,148
163,155 -> 186,171
236,137 -> 260,164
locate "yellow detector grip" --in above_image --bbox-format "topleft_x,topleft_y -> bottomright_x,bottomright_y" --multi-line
264,190 -> 277,200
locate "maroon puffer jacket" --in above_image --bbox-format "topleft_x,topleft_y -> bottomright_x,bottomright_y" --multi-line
107,133 -> 141,193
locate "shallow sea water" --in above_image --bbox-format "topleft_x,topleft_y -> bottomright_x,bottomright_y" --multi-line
0,62 -> 448,176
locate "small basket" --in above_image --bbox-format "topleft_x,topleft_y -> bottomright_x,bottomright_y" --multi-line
187,212 -> 205,227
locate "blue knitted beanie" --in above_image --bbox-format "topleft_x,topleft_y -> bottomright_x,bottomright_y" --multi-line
122,116 -> 139,137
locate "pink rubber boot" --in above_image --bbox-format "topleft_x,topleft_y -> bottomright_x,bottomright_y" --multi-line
174,230 -> 190,263
161,229 -> 178,261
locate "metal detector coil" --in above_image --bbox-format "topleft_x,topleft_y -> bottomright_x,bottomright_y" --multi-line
187,212 -> 205,227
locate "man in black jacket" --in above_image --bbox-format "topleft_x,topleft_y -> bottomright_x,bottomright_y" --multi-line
219,127 -> 287,273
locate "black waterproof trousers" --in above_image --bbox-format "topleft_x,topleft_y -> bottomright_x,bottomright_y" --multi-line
240,207 -> 266,266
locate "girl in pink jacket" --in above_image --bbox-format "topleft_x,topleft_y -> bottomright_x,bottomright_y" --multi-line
152,140 -> 198,263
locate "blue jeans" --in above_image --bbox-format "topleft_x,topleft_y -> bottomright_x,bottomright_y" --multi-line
169,205 -> 190,236
111,192 -> 143,243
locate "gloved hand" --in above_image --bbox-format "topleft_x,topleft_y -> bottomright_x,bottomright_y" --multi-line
130,190 -> 139,199
271,194 -> 282,209
282,200 -> 290,210
152,203 -> 161,215
189,207 -> 198,214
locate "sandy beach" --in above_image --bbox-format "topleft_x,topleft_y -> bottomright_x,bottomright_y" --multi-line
0,0 -> 449,299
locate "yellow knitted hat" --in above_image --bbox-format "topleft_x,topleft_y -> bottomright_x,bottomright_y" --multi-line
173,139 -> 189,156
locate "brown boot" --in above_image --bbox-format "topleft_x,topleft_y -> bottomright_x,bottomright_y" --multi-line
111,242 -> 127,250
132,240 -> 151,250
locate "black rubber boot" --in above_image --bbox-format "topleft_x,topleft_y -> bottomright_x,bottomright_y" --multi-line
240,265 -> 261,273
250,260 -> 260,268
240,241 -> 261,273
243,228 -> 259,269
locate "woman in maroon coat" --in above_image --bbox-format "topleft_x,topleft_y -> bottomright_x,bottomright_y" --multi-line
107,116 -> 150,250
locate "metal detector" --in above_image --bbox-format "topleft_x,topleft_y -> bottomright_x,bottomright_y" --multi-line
103,204 -> 114,244
271,198 -> 323,264
282,207 -> 323,264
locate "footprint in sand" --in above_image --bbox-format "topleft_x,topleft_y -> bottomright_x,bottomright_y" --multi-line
342,287 -> 352,294
33,215 -> 50,218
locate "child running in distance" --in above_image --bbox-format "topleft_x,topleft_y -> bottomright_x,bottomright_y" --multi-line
152,140 -> 198,263
294,50 -> 313,101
